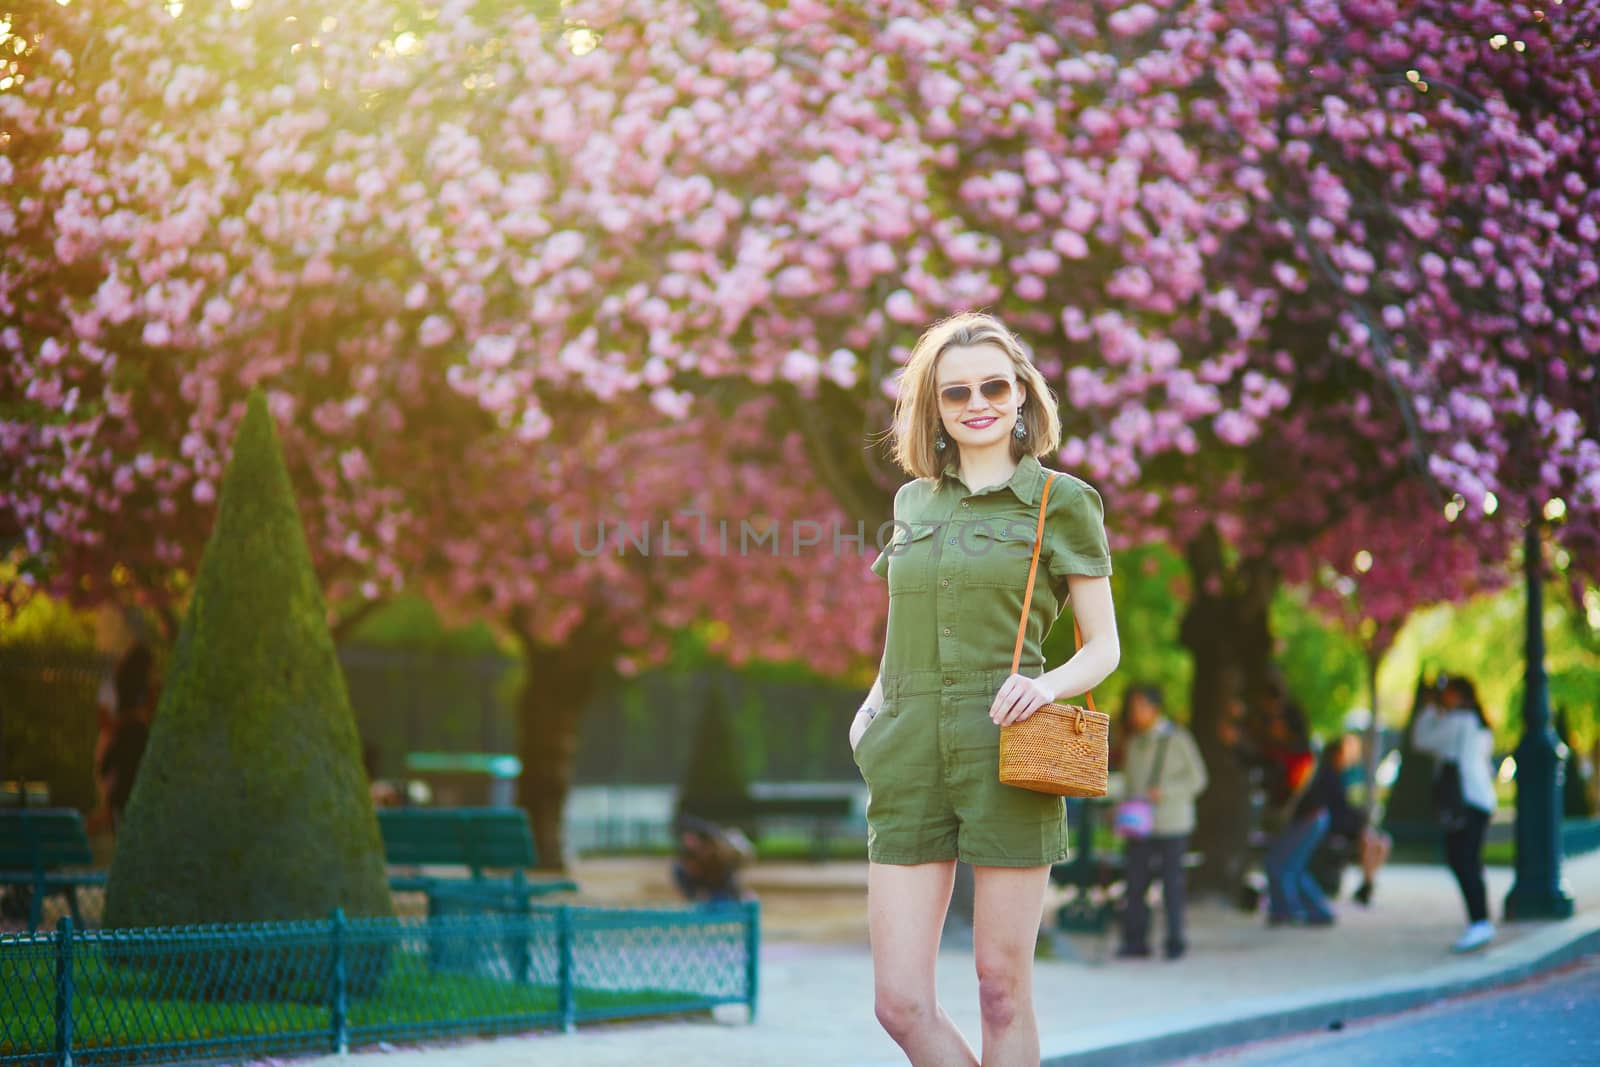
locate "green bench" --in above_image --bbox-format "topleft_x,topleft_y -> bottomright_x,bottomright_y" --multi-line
1049,799 -> 1123,933
0,808 -> 107,932
376,806 -> 578,907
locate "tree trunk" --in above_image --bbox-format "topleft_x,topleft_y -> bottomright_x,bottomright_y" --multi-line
510,612 -> 617,873
1180,525 -> 1277,898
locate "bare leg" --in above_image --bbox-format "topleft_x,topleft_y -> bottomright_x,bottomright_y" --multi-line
868,859 -> 979,1067
1356,826 -> 1392,903
1362,826 -> 1392,882
972,864 -> 1051,1067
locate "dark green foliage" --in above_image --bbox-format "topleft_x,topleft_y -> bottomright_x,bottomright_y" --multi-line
1383,674 -> 1444,848
0,645 -> 104,812
674,684 -> 753,836
104,391 -> 394,931
0,590 -> 105,812
1045,543 -> 1193,719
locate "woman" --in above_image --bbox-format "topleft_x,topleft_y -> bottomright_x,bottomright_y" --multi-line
1115,685 -> 1208,960
1300,732 -> 1390,906
1312,735 -> 1401,908
1311,730 -> 1392,907
1258,704 -> 1330,927
1412,675 -> 1498,953
849,312 -> 1119,1066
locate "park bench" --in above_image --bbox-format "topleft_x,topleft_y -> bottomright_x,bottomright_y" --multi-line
0,808 -> 107,932
376,806 -> 578,911
1049,799 -> 1124,933
682,792 -> 855,862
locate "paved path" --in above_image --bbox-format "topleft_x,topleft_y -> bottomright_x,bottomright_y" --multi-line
281,849 -> 1600,1067
1178,953 -> 1600,1066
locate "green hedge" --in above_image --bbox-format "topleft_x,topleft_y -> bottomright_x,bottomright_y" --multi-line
105,391 -> 392,929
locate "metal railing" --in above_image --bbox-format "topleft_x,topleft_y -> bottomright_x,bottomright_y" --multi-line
1,900 -> 759,1065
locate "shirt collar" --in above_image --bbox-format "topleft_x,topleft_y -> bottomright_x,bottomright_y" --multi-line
940,451 -> 1047,507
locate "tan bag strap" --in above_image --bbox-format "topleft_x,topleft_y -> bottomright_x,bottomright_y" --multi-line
1009,473 -> 1096,713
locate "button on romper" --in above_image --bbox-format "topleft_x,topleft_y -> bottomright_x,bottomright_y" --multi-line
854,453 -> 1114,867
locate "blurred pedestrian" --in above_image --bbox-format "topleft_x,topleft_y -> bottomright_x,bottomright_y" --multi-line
1413,675 -> 1498,953
1258,690 -> 1330,927
92,641 -> 157,835
1351,820 -> 1394,906
1307,732 -> 1392,906
1114,685 -> 1209,960
671,812 -> 755,907
362,743 -> 402,808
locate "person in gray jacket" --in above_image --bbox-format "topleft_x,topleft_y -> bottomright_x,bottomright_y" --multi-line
1115,685 -> 1210,959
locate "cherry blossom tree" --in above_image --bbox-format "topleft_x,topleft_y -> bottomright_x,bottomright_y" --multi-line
0,0 -> 885,861
4,0 -> 1596,869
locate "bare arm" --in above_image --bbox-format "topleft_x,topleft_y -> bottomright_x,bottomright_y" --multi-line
863,673 -> 885,714
1040,574 -> 1120,703
850,635 -> 890,751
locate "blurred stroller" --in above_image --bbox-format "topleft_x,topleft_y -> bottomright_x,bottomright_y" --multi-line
671,812 -> 756,908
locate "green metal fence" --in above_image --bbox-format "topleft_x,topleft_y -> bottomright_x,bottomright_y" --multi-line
0,901 -> 759,1065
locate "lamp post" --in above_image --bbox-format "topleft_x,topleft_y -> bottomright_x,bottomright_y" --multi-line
1361,636 -> 1383,826
1346,553 -> 1385,826
1503,503 -> 1574,920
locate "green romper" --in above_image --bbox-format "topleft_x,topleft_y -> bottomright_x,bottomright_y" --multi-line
855,452 -> 1114,867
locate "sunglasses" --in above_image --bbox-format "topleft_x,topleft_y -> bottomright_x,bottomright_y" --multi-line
938,377 -> 1016,407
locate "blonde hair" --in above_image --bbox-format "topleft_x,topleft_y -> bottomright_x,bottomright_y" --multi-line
885,311 -> 1061,480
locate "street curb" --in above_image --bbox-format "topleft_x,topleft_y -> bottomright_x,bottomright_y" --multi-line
1038,913 -> 1600,1066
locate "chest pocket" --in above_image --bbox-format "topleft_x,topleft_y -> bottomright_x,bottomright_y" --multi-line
883,523 -> 939,596
959,518 -> 1039,591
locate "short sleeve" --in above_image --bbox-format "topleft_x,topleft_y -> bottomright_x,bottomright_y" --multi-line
869,482 -> 908,579
1045,478 -> 1113,580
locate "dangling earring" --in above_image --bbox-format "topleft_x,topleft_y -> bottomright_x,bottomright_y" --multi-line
1013,403 -> 1027,440
934,428 -> 948,452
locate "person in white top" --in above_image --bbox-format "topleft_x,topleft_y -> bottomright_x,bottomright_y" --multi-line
1411,675 -> 1499,953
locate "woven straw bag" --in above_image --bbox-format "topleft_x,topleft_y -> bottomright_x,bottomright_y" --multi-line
996,472 -> 1111,797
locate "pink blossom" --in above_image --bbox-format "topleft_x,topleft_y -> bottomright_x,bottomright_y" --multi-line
1213,410 -> 1257,446
1107,4 -> 1159,38
1106,266 -> 1154,302
1051,230 -> 1089,259
470,334 -> 517,369
0,0 -> 1592,673
648,386 -> 692,419
339,449 -> 371,482
1055,58 -> 1095,84
415,314 -> 457,351
1061,198 -> 1097,233
885,289 -> 919,324
1015,275 -> 1046,301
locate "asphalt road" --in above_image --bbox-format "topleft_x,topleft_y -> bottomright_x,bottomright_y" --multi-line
1176,953 -> 1600,1066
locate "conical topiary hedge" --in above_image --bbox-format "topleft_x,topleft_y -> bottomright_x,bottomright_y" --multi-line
1382,674 -> 1445,852
105,389 -> 394,935
675,682 -> 756,839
